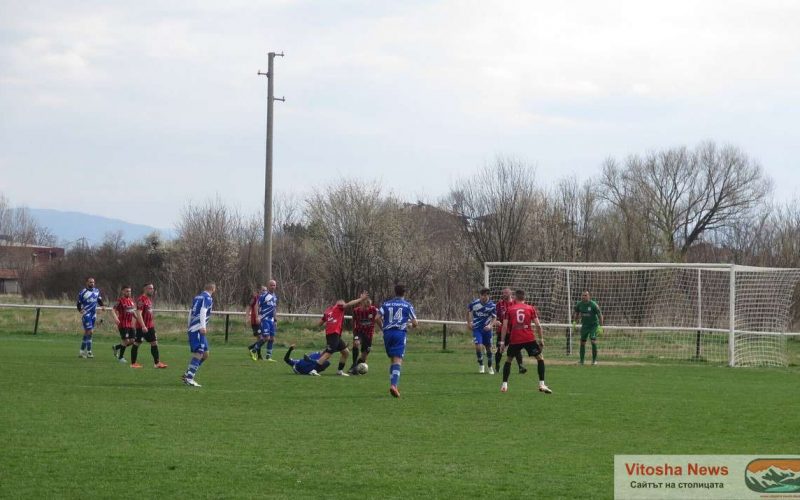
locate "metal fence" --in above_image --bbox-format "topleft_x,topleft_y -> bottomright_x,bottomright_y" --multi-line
0,303 -> 464,350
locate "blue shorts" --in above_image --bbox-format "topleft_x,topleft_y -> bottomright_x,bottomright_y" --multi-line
82,314 -> 96,331
188,332 -> 209,354
260,318 -> 275,336
383,329 -> 407,358
472,328 -> 493,345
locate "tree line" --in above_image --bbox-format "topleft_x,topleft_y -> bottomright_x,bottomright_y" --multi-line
8,141 -> 800,321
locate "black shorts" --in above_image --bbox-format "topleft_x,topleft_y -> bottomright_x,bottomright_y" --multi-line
496,334 -> 510,347
506,341 -> 542,359
135,327 -> 157,343
324,334 -> 348,354
251,324 -> 260,336
353,332 -> 373,353
118,327 -> 136,340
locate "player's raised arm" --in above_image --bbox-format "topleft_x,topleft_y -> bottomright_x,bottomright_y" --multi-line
344,291 -> 368,309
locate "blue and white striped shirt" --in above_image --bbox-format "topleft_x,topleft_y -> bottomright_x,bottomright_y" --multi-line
188,291 -> 213,333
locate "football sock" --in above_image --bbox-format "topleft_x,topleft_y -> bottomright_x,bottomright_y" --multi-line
253,340 -> 263,351
266,339 -> 274,357
495,351 -> 503,370
338,362 -> 346,371
537,359 -> 545,382
130,344 -> 139,364
580,344 -> 586,363
476,350 -> 483,365
151,345 -> 160,363
502,362 -> 512,382
351,347 -> 360,369
390,363 -> 401,386
248,342 -> 256,350
113,343 -> 122,354
592,344 -> 597,362
118,345 -> 127,359
185,357 -> 201,379
86,336 -> 92,352
81,334 -> 90,351
516,352 -> 524,368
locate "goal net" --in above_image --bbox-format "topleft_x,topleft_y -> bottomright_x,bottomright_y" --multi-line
485,262 -> 800,367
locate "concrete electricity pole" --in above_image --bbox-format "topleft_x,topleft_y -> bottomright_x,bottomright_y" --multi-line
257,51 -> 284,283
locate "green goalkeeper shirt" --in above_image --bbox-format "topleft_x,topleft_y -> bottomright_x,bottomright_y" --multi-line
574,300 -> 602,332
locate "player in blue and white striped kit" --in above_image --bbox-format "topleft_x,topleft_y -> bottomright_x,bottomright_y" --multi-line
377,284 -> 418,398
250,279 -> 279,361
467,288 -> 497,374
283,344 -> 331,375
182,283 -> 215,388
76,277 -> 104,358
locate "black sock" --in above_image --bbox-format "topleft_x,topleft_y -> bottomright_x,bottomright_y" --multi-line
516,352 -> 524,368
495,350 -> 502,370
119,345 -> 127,359
151,345 -> 160,363
338,362 -> 346,371
284,347 -> 294,365
537,359 -> 545,382
351,348 -> 360,369
131,344 -> 139,364
248,342 -> 255,350
502,362 -> 512,382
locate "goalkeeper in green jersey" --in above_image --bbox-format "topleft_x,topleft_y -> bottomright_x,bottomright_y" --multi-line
573,290 -> 603,365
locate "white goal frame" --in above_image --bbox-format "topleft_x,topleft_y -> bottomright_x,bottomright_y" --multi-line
484,262 -> 800,367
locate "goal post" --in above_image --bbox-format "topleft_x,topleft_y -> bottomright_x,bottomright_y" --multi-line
484,262 -> 800,367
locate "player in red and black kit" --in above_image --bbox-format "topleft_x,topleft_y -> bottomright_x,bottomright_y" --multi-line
110,285 -> 146,364
246,285 -> 267,359
317,292 -> 368,376
499,289 -> 552,394
347,296 -> 379,375
494,287 -> 526,374
130,283 -> 168,369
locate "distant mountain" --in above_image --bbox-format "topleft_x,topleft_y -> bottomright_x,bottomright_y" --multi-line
27,208 -> 174,246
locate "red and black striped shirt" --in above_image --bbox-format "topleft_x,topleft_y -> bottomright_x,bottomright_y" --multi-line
352,305 -> 378,335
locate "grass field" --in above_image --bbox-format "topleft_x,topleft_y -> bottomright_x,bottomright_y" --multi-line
1,310 -> 799,499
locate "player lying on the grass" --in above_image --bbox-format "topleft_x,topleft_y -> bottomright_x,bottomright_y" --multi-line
499,289 -> 551,394
250,280 -> 279,361
131,283 -> 168,369
182,282 -> 215,388
317,291 -> 369,376
77,277 -> 104,358
347,296 -> 379,375
377,284 -> 418,398
110,285 -> 147,364
494,287 -> 526,374
467,288 -> 497,374
573,290 -> 603,366
246,284 -> 267,359
284,344 -> 331,375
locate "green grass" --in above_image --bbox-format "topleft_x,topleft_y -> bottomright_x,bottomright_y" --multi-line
0,325 -> 799,499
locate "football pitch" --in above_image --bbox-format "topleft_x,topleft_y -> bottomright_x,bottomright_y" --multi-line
0,331 -> 798,499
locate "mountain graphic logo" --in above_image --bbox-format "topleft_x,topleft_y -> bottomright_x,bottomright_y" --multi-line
745,459 -> 800,493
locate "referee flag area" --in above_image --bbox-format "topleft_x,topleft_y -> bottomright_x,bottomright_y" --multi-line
0,308 -> 798,499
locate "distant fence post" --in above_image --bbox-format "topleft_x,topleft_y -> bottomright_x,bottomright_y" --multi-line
33,307 -> 41,335
224,314 -> 230,344
442,324 -> 447,350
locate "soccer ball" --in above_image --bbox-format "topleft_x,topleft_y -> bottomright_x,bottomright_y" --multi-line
356,362 -> 369,375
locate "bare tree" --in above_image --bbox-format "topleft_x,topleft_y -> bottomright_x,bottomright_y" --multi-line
600,142 -> 771,259
0,193 -> 55,246
448,157 -> 538,263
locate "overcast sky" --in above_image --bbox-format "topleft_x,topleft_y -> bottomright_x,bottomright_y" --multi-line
1,0 -> 799,228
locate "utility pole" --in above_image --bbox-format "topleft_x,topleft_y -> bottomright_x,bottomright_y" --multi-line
257,51 -> 284,284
